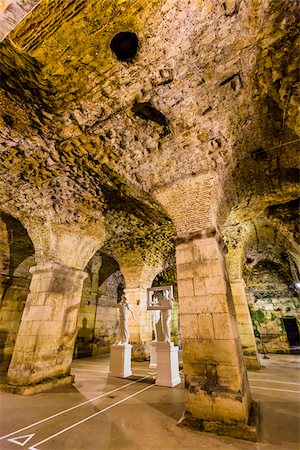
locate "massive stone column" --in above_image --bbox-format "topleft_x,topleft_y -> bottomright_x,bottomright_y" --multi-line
4,221 -> 106,394
176,230 -> 254,439
6,261 -> 87,392
230,279 -> 261,370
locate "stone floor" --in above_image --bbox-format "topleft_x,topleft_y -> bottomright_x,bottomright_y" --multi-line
0,353 -> 299,450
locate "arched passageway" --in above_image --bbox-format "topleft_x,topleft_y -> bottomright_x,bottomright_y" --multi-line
74,252 -> 125,359
0,213 -> 35,373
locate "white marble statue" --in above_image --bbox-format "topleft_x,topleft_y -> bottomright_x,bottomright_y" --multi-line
116,295 -> 134,344
160,291 -> 173,343
152,310 -> 164,342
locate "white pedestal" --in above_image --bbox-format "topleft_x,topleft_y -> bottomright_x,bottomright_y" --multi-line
109,344 -> 132,378
155,342 -> 181,387
149,341 -> 157,369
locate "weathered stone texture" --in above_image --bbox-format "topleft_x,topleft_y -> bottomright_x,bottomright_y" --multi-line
231,279 -> 261,370
247,260 -> 299,353
0,0 -> 39,41
0,0 -> 298,438
7,262 -> 87,386
176,236 -> 251,425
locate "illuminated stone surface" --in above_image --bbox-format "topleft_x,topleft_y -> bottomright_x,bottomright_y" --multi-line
0,0 -> 299,440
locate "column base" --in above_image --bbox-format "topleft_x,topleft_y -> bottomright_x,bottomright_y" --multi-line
178,401 -> 260,441
131,341 -> 149,361
149,341 -> 157,369
109,344 -> 132,378
0,374 -> 74,396
244,354 -> 261,370
156,342 -> 181,387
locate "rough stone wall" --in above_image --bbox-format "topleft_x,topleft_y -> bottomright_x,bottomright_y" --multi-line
0,0 -> 298,254
92,271 -> 123,355
247,261 -> 299,353
73,274 -> 95,359
74,268 -> 123,358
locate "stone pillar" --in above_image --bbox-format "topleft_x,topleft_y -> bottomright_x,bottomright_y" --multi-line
230,279 -> 261,370
124,287 -> 152,360
7,261 -> 87,393
176,232 -> 254,439
90,255 -> 102,298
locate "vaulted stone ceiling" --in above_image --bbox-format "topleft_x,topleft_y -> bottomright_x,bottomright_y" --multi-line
0,0 -> 299,264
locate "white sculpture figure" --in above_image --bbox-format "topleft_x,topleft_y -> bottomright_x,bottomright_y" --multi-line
160,290 -> 173,343
152,310 -> 164,342
116,294 -> 134,344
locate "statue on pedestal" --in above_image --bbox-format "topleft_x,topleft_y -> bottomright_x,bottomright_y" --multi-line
147,286 -> 174,343
116,294 -> 134,345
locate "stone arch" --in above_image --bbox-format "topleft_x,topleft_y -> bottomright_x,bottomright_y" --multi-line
224,215 -> 298,282
0,212 -> 35,373
74,251 -> 126,358
13,254 -> 36,279
0,211 -> 35,279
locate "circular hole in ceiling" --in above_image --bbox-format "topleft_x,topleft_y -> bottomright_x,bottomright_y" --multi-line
110,31 -> 138,62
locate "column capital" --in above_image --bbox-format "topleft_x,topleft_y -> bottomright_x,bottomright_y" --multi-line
91,255 -> 102,274
29,261 -> 88,283
175,227 -> 227,253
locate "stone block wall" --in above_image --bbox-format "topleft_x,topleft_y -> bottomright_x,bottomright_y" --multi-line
0,276 -> 29,371
93,302 -> 118,355
74,268 -> 123,358
73,274 -> 96,359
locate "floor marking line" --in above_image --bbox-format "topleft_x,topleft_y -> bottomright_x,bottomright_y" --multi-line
0,376 -> 148,441
73,369 -> 156,378
251,386 -> 300,393
27,384 -> 155,450
7,434 -> 35,447
249,378 -> 300,386
72,364 -> 109,369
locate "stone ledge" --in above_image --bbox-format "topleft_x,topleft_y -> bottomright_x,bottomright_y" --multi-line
0,374 -> 75,396
177,401 -> 260,442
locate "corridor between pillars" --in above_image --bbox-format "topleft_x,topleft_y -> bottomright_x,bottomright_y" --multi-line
230,279 -> 261,370
176,232 -> 255,440
124,287 -> 152,360
7,261 -> 87,394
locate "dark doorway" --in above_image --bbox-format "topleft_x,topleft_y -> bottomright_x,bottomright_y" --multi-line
282,318 -> 300,354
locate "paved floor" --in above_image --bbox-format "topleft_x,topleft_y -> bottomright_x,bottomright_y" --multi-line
0,354 -> 299,450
